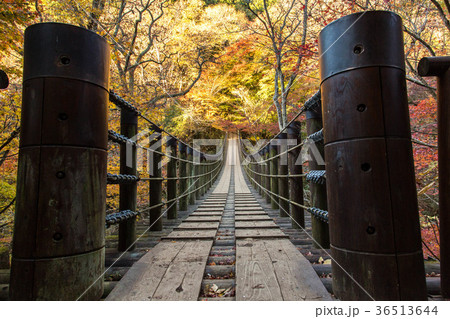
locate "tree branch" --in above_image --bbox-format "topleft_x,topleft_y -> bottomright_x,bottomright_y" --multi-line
0,126 -> 20,153
403,26 -> 436,56
430,0 -> 450,32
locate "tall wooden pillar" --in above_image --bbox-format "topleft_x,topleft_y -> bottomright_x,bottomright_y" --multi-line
166,137 -> 177,219
278,133 -> 289,217
288,121 -> 304,228
187,146 -> 196,205
10,23 -> 109,300
118,109 -> 137,251
149,130 -> 163,231
418,56 -> 450,299
320,11 -> 426,300
306,92 -> 329,248
264,148 -> 271,204
269,143 -> 279,209
178,142 -> 188,211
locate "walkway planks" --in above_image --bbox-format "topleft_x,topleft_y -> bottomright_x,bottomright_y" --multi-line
106,240 -> 212,301
106,138 -> 331,301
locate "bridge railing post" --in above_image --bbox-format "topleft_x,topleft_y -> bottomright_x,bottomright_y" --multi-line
0,70 -> 8,89
167,137 -> 177,219
194,150 -> 200,200
320,11 -> 426,300
418,56 -> 450,299
149,129 -> 163,231
179,142 -> 188,211
10,23 -> 109,300
278,133 -> 289,217
269,143 -> 279,209
187,146 -> 196,205
264,147 -> 271,204
118,108 -> 137,251
288,121 -> 304,228
255,152 -> 262,195
306,94 -> 330,249
256,148 -> 262,194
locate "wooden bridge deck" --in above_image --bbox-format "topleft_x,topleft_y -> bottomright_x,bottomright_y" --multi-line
106,139 -> 331,301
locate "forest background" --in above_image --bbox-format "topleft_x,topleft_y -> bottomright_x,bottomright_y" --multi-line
0,0 -> 448,261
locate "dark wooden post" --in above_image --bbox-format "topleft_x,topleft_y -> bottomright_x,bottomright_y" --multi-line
149,130 -> 163,231
288,121 -> 304,228
0,70 -> 9,89
10,23 -> 109,300
118,108 -> 137,251
256,150 -> 262,195
418,56 -> 450,299
187,146 -> 196,205
269,142 -> 279,209
320,11 -> 427,300
167,137 -> 177,219
255,152 -> 262,195
194,149 -> 201,199
264,147 -> 271,204
201,154 -> 207,195
278,133 -> 289,217
178,142 -> 188,211
250,157 -> 256,188
306,93 -> 330,249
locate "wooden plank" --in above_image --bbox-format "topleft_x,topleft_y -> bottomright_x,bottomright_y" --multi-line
152,240 -> 213,300
235,239 -> 331,301
196,208 -> 224,212
235,239 -> 283,300
185,216 -> 222,222
236,229 -> 288,239
202,201 -> 227,204
191,211 -> 223,216
234,207 -> 264,211
197,205 -> 225,208
163,230 -> 217,240
235,215 -> 272,221
235,210 -> 266,215
263,240 -> 332,301
106,241 -> 186,300
236,221 -> 278,228
234,200 -> 258,203
177,222 -> 219,230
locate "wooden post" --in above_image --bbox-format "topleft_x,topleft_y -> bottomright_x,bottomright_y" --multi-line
306,94 -> 330,249
264,148 -> 271,204
10,23 -> 109,300
194,149 -> 201,200
166,137 -> 177,219
178,142 -> 188,211
187,146 -> 196,205
0,70 -> 9,89
278,133 -> 289,217
320,11 -> 426,300
149,130 -> 163,231
288,121 -> 304,228
255,152 -> 262,195
269,143 -> 279,209
418,56 -> 450,299
118,108 -> 137,251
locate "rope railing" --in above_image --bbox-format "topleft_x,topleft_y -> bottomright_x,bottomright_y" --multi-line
107,173 -> 140,184
242,164 -> 329,224
105,91 -> 226,248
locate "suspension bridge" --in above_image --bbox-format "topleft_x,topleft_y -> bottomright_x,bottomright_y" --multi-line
0,11 -> 449,301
